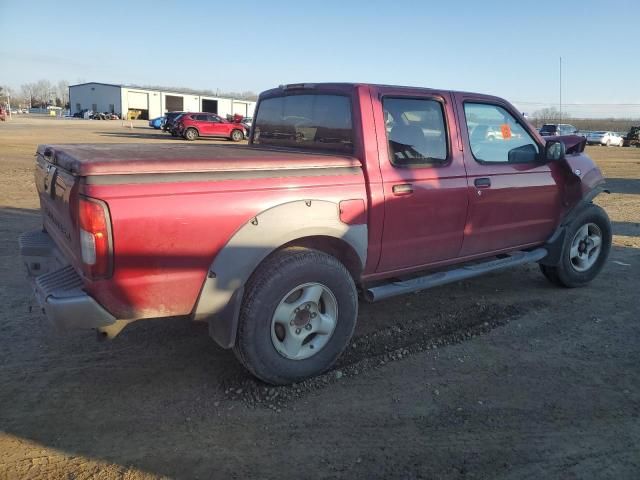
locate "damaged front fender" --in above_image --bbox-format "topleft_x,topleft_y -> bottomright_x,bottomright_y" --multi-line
540,137 -> 610,266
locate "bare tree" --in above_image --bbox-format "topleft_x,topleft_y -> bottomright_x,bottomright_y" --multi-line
56,80 -> 69,108
20,83 -> 35,109
531,107 -> 562,126
31,79 -> 53,107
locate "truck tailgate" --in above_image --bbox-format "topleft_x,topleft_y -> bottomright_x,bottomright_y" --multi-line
35,147 -> 82,270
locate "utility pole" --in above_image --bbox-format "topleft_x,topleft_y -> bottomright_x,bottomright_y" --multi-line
559,56 -> 562,123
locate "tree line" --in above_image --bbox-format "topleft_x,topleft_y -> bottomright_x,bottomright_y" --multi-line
530,107 -> 639,132
0,80 -> 70,109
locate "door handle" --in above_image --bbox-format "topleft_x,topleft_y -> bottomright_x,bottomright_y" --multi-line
392,183 -> 414,195
474,177 -> 491,188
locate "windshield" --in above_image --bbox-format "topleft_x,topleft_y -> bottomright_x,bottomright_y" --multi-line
540,125 -> 557,132
252,94 -> 354,154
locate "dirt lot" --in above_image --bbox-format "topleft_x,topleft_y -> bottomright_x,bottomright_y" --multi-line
1,116 -> 639,479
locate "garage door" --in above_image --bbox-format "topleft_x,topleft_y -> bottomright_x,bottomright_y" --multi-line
165,95 -> 183,112
202,99 -> 218,114
128,91 -> 149,109
232,102 -> 247,116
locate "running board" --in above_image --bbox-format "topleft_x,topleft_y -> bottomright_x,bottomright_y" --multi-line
365,248 -> 548,302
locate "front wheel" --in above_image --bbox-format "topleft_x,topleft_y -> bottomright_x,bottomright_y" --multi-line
233,247 -> 358,385
540,204 -> 611,288
230,129 -> 244,142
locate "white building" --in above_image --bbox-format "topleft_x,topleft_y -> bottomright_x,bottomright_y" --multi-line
69,82 -> 256,120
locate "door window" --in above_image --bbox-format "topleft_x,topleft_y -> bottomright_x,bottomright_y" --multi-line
383,97 -> 448,166
464,103 -> 539,164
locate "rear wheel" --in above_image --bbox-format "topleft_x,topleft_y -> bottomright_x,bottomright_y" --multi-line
233,247 -> 358,385
184,128 -> 198,141
539,204 -> 611,288
230,129 -> 244,142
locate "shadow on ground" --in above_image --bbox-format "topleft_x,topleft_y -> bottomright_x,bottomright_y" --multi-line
2,206 -> 640,479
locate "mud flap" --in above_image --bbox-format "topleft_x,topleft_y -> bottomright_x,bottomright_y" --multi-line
208,286 -> 244,349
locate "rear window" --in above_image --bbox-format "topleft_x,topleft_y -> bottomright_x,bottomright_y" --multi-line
252,94 -> 354,153
540,125 -> 557,132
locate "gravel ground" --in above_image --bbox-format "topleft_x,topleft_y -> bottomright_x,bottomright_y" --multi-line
1,117 -> 639,479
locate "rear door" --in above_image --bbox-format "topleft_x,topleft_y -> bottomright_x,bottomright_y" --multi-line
191,114 -> 210,135
454,94 -> 563,256
372,87 -> 469,273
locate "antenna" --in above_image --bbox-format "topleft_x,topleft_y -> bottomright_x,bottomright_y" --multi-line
559,56 -> 562,123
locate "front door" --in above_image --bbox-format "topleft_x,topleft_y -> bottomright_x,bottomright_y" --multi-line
207,114 -> 228,137
454,94 -> 563,256
374,89 -> 469,273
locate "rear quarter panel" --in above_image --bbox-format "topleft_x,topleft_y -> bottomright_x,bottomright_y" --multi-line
82,171 -> 366,320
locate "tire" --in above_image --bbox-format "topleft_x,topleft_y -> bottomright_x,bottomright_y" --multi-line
184,128 -> 198,141
233,247 -> 358,385
230,129 -> 244,142
539,204 -> 611,288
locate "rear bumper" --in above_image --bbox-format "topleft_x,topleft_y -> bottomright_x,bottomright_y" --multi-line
19,230 -> 116,331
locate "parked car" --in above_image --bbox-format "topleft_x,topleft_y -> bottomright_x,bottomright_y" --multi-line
163,111 -> 186,135
539,124 -> 578,136
149,116 -> 166,129
175,112 -> 246,141
20,83 -> 611,385
586,131 -> 624,147
623,126 -> 640,147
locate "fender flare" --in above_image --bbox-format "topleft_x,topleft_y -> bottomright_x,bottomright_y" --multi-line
540,187 -> 610,266
192,199 -> 368,348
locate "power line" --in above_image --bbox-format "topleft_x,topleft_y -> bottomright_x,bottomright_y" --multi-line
513,101 -> 640,106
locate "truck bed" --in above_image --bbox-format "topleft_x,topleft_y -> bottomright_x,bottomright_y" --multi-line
33,142 -> 367,322
36,143 -> 360,177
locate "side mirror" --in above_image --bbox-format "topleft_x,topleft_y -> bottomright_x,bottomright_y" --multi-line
545,140 -> 566,162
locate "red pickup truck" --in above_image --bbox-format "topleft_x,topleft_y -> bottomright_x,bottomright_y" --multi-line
20,83 -> 611,384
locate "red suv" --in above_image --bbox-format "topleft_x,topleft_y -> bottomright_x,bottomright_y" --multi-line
176,112 -> 246,142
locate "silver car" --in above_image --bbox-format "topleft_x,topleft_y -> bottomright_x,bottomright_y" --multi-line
586,131 -> 624,147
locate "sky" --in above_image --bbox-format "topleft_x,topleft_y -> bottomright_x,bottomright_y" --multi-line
1,0 -> 639,118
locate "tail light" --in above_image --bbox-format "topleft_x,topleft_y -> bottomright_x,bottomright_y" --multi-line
78,196 -> 113,279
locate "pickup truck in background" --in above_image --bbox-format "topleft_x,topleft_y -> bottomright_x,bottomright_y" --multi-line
20,83 -> 611,385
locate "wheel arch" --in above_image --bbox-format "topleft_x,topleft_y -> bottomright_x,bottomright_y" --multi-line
192,199 -> 367,348
281,235 -> 364,281
541,188 -> 610,266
